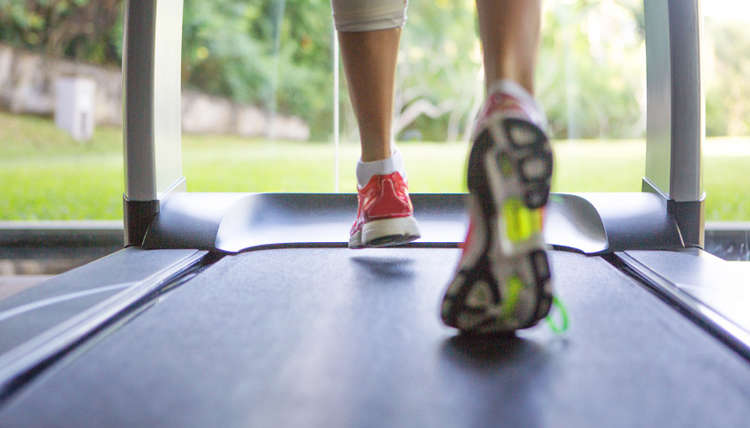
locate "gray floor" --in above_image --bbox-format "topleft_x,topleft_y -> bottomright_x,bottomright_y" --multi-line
2,249 -> 749,428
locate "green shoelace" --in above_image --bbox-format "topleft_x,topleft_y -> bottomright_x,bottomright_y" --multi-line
545,295 -> 570,334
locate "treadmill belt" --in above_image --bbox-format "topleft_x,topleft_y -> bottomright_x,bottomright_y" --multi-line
2,249 -> 749,427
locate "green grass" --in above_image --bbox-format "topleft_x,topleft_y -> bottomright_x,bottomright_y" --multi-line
1,111 -> 749,221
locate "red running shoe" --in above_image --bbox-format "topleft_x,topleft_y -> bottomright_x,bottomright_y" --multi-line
440,85 -> 555,333
349,172 -> 421,249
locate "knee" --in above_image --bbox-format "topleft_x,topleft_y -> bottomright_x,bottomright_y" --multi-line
331,0 -> 408,32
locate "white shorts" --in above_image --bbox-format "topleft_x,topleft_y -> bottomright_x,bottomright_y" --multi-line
331,0 -> 408,32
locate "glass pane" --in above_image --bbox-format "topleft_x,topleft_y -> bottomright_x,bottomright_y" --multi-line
3,0 -> 747,222
335,0 -> 648,195
180,0 -> 335,193
0,0 -> 337,221
541,0 -> 646,193
0,2 -> 126,220
703,1 -> 750,221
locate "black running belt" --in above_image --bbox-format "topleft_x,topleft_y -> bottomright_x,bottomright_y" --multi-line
2,249 -> 749,427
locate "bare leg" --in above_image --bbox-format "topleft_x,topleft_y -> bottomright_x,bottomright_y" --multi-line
476,0 -> 541,95
338,28 -> 401,162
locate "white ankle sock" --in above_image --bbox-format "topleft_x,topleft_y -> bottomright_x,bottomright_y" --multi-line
356,148 -> 407,188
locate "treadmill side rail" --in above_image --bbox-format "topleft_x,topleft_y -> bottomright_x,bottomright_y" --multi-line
0,248 -> 207,403
618,249 -> 750,361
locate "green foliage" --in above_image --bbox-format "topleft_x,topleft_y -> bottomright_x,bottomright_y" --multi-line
537,0 -> 645,139
704,18 -> 750,136
390,0 -> 647,141
3,1 -> 750,140
391,0 -> 480,141
0,0 -> 123,63
181,0 -> 334,138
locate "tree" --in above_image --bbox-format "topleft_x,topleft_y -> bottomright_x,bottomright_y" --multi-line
3,0 -> 748,140
182,0 -> 335,139
0,0 -> 123,63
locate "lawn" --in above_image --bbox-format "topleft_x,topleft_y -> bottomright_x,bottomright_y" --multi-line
1,112 -> 748,221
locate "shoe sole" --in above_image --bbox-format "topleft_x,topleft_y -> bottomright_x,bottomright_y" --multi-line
441,116 -> 554,333
349,216 -> 421,249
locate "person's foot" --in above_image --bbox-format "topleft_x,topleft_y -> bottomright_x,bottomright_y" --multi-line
349,171 -> 421,248
441,81 -> 554,333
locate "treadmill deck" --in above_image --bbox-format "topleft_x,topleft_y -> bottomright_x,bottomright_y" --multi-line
2,249 -> 749,427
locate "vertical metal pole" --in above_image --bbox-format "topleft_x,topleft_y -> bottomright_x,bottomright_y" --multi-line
123,0 -> 157,203
643,0 -> 705,247
333,26 -> 340,193
666,0 -> 703,203
122,0 -> 185,246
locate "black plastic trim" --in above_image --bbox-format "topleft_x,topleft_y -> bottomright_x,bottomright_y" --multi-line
642,178 -> 705,248
123,197 -> 159,247
668,198 -> 705,248
141,192 -> 686,255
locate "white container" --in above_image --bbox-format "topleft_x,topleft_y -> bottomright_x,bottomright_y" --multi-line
54,76 -> 96,142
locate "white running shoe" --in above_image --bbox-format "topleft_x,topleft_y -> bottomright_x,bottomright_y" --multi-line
441,85 -> 555,333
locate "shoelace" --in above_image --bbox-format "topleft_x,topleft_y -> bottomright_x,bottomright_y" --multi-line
545,295 -> 569,334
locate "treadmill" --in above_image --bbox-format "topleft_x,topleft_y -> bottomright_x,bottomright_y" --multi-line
2,1 -> 749,426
